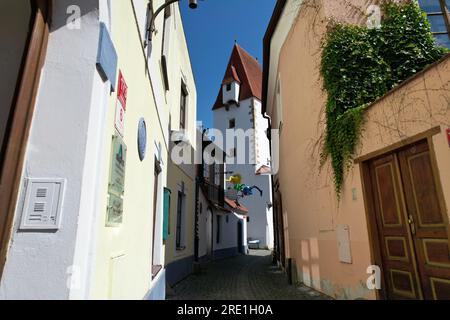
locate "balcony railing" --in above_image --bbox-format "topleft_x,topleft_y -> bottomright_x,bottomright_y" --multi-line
202,180 -> 225,208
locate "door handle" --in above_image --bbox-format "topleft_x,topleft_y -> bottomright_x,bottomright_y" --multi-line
408,215 -> 416,235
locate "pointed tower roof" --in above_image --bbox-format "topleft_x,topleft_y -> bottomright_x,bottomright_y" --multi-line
212,44 -> 263,110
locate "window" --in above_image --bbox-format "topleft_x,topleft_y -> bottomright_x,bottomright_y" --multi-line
161,1 -> 171,90
175,184 -> 186,250
152,157 -> 162,278
180,83 -> 188,130
216,215 -> 222,244
229,118 -> 236,129
419,0 -> 450,48
226,83 -> 232,91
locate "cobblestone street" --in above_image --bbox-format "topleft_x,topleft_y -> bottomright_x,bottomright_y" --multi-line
167,250 -> 331,300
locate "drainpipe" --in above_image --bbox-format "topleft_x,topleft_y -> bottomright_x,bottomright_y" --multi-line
262,113 -> 278,265
194,129 -> 207,266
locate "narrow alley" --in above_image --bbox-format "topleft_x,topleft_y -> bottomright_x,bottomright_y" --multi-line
167,250 -> 330,300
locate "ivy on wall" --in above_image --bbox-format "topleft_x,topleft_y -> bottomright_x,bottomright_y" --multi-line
320,0 -> 448,197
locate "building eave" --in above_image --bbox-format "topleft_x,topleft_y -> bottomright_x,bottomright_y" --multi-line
262,0 -> 287,116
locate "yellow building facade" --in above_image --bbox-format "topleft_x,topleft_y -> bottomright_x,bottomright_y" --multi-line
90,0 -> 197,299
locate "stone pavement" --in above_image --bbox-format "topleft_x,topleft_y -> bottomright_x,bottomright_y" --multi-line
167,250 -> 332,300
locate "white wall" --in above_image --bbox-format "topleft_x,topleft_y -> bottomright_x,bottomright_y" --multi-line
0,0 -> 103,299
198,192 -> 247,257
213,212 -> 237,251
253,100 -> 271,170
70,0 -> 114,300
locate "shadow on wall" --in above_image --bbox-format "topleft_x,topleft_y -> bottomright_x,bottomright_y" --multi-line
51,0 -> 101,32
295,237 -> 372,300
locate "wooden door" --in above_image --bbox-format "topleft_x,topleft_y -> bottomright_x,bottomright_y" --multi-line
369,153 -> 423,299
367,139 -> 450,299
0,0 -> 50,280
397,141 -> 450,300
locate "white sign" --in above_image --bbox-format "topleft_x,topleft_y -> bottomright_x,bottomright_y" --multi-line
114,70 -> 127,137
115,100 -> 125,137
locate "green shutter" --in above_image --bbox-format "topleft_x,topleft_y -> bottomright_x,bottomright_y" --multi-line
163,188 -> 171,241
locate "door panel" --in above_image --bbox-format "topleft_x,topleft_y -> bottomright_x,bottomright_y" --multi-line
398,140 -> 450,300
367,139 -> 450,300
369,153 -> 423,299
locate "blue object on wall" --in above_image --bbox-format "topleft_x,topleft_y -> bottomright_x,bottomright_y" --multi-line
96,23 -> 118,91
138,118 -> 147,161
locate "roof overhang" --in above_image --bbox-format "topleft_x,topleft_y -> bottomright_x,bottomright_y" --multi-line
224,197 -> 249,215
262,0 -> 287,116
256,164 -> 272,175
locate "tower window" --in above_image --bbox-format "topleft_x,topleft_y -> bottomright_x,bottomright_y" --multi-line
229,118 -> 236,129
226,83 -> 232,91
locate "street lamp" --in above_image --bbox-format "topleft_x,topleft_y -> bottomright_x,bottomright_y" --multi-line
146,0 -> 199,44
189,0 -> 198,9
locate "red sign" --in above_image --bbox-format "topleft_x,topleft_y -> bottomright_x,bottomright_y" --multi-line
117,71 -> 128,110
447,128 -> 450,147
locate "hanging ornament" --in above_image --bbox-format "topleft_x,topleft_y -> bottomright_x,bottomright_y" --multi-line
226,174 -> 242,185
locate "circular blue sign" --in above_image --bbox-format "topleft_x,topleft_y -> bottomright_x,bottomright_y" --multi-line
137,118 -> 147,161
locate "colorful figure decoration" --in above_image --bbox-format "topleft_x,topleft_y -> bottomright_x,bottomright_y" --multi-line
227,173 -> 263,198
242,185 -> 263,197
226,174 -> 242,185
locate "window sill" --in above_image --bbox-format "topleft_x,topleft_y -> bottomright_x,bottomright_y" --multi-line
176,246 -> 186,252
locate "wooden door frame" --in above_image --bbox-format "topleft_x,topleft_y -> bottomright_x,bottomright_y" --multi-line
0,0 -> 51,280
359,127 -> 449,300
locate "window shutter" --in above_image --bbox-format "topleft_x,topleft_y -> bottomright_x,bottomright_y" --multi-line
163,188 -> 171,241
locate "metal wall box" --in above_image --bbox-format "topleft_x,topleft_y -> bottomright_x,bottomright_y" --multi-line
96,23 -> 118,91
337,224 -> 352,264
19,178 -> 66,230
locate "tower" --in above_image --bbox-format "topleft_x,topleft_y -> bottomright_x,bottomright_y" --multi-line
212,44 -> 273,249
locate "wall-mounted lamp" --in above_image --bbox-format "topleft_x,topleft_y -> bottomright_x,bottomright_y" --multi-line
189,0 -> 198,9
146,0 -> 199,45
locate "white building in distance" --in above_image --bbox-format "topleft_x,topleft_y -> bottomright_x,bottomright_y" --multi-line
212,44 -> 273,250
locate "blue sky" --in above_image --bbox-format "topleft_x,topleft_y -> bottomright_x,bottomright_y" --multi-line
180,0 -> 276,129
